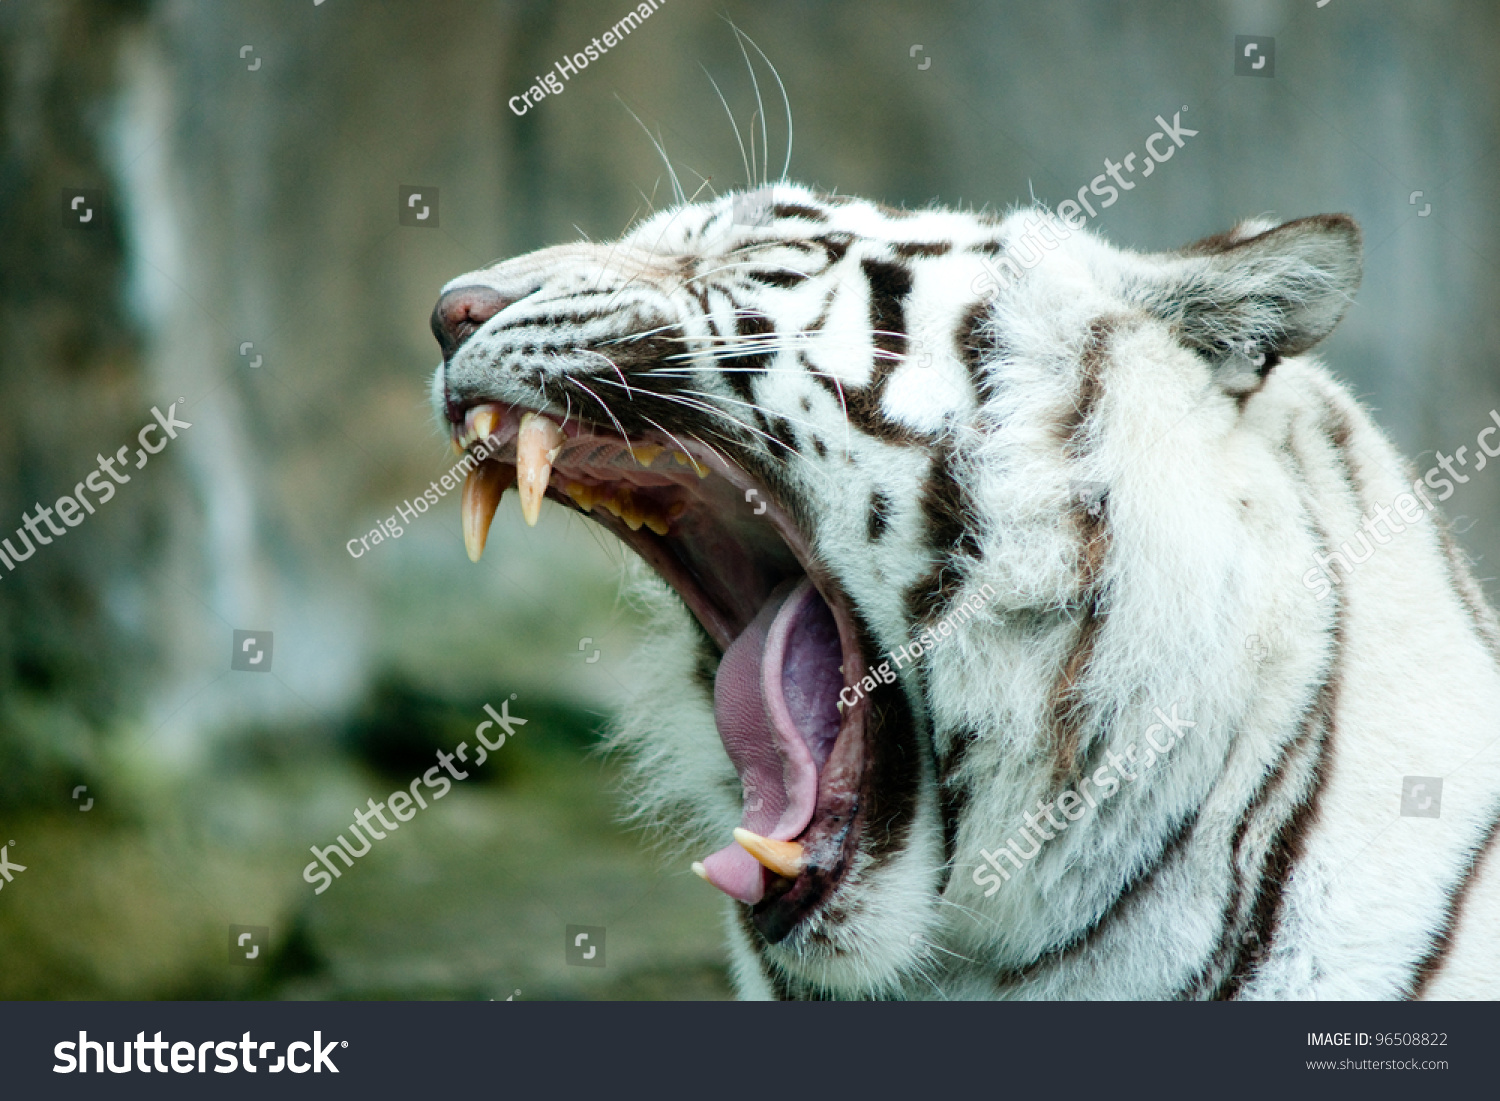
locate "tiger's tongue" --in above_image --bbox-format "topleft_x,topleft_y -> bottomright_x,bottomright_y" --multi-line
701,577 -> 843,904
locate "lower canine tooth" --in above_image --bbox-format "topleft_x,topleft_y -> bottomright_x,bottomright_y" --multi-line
733,827 -> 806,878
461,461 -> 515,562
516,412 -> 565,527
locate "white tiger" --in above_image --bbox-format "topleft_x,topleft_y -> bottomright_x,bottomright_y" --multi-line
430,182 -> 1500,999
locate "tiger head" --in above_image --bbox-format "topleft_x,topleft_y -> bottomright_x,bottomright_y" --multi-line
430,184 -> 1361,998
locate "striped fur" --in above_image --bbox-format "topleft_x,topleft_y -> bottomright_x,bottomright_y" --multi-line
434,186 -> 1500,999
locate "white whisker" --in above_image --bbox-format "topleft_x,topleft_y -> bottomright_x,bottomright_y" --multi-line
732,27 -> 770,189
702,63 -> 753,190
737,30 -> 794,181
616,95 -> 685,205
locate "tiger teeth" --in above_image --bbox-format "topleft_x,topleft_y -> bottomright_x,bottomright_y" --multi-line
669,451 -> 709,477
461,461 -> 514,562
732,828 -> 806,878
631,443 -> 664,467
471,405 -> 500,444
458,403 -> 503,450
564,481 -> 595,511
516,412 -> 566,526
569,482 -> 676,535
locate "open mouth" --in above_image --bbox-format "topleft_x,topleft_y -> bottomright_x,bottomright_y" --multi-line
448,401 -> 872,942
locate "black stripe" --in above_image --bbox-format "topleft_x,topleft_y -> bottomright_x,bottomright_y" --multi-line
956,299 -> 1001,406
839,259 -> 915,442
857,635 -> 924,872
727,309 -> 774,431
1178,425 -> 1343,998
745,269 -> 808,289
1436,522 -> 1500,669
998,807 -> 1204,989
772,203 -> 828,223
902,439 -> 982,624
1407,802 -> 1500,997
1213,402 -> 1358,998
500,309 -> 620,331
938,726 -> 979,875
893,241 -> 952,258
1048,595 -> 1105,785
1047,320 -> 1116,782
1057,318 -> 1113,450
867,489 -> 892,540
1182,714 -> 1324,999
1212,726 -> 1333,1000
808,233 -> 853,266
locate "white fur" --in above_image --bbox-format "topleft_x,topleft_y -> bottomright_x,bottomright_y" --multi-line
436,187 -> 1500,998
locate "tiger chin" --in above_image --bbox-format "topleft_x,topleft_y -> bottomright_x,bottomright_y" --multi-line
428,183 -> 1500,1000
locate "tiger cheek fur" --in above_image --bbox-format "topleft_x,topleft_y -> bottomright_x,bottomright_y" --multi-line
432,186 -> 1500,1000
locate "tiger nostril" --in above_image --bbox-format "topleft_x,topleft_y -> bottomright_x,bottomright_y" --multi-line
432,285 -> 510,360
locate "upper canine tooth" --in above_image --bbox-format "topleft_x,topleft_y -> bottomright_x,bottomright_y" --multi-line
732,827 -> 806,879
461,461 -> 515,562
516,412 -> 565,527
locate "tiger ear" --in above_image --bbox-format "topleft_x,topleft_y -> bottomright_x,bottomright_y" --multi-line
1150,214 -> 1362,391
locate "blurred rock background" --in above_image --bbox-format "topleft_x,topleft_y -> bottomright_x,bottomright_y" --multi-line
0,0 -> 1496,999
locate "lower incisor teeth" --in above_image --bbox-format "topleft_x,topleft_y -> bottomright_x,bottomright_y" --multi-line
732,828 -> 806,879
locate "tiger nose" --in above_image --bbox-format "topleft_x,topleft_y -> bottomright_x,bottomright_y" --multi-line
431,285 -> 510,360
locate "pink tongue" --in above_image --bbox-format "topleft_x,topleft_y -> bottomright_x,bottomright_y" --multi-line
700,578 -> 843,903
